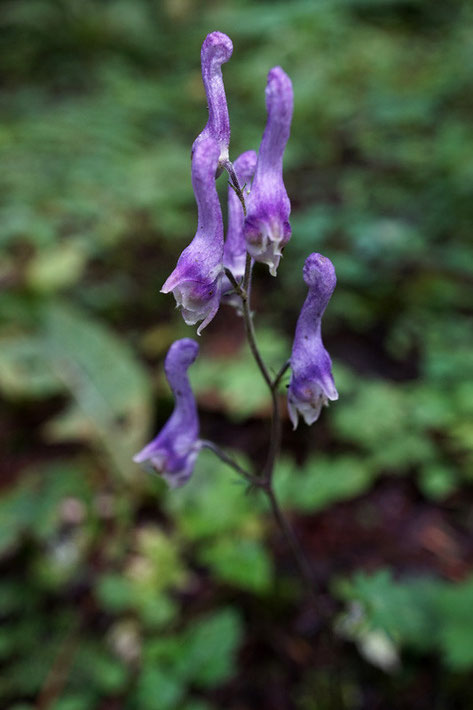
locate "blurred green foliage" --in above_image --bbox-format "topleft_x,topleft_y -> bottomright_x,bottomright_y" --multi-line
1,0 -> 473,707
336,569 -> 473,671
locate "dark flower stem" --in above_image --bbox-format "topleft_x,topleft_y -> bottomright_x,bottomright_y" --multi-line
238,253 -> 316,601
241,253 -> 273,391
204,437 -> 317,603
201,440 -> 255,484
272,359 -> 291,390
223,159 -> 247,217
265,486 -> 318,601
212,173 -> 316,603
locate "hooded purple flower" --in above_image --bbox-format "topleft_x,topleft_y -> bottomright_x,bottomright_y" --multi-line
134,339 -> 201,487
222,149 -> 257,298
244,67 -> 293,276
192,31 -> 233,171
161,136 -> 224,335
288,253 -> 338,429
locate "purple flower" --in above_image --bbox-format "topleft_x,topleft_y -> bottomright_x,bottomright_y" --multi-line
222,149 -> 257,298
192,31 -> 233,171
133,339 -> 201,487
244,67 -> 293,276
161,136 -> 224,335
288,253 -> 338,429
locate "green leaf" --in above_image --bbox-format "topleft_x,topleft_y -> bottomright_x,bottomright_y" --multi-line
95,574 -> 133,613
332,380 -> 436,471
51,697 -> 96,710
336,570 -> 473,670
275,455 -> 376,512
435,576 -> 473,670
26,241 -> 87,292
0,334 -> 62,399
40,301 -> 152,477
192,329 -> 290,419
199,537 -> 273,593
176,609 -> 243,688
0,476 -> 37,556
30,461 -> 93,541
165,450 -> 263,540
143,609 -> 243,690
73,644 -> 129,695
134,666 -> 183,710
134,593 -> 177,629
418,464 -> 458,500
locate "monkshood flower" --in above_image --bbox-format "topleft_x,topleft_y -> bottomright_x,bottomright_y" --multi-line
133,339 -> 201,487
222,149 -> 257,298
161,136 -> 224,335
244,67 -> 293,276
288,253 -> 338,429
192,31 -> 233,172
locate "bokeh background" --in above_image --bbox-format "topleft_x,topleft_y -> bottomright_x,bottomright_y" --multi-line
1,1 -> 473,708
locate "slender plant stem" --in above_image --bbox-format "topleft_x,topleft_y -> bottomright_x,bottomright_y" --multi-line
242,251 -> 252,295
241,254 -> 272,390
240,254 -> 281,481
200,440 -> 255,483
205,436 -> 320,611
223,159 -> 247,217
223,267 -> 243,296
238,255 -> 317,605
217,166 -> 316,605
272,359 -> 291,391
265,487 -> 319,604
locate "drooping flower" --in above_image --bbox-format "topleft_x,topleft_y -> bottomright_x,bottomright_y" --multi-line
244,67 -> 293,276
192,31 -> 233,172
133,339 -> 201,487
288,253 -> 338,429
221,149 -> 257,298
161,136 -> 224,334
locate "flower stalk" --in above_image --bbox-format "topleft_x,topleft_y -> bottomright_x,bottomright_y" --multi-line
222,210 -> 317,605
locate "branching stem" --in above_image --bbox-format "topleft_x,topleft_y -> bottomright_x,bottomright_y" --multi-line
272,359 -> 291,391
223,267 -> 243,296
206,178 -> 316,607
200,440 -> 256,484
223,159 -> 247,217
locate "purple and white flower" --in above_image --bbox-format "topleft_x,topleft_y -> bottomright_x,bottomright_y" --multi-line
134,339 -> 201,487
288,253 -> 338,429
244,67 -> 293,276
161,136 -> 224,334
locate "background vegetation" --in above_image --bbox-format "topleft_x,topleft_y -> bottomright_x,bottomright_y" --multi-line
1,0 -> 473,708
